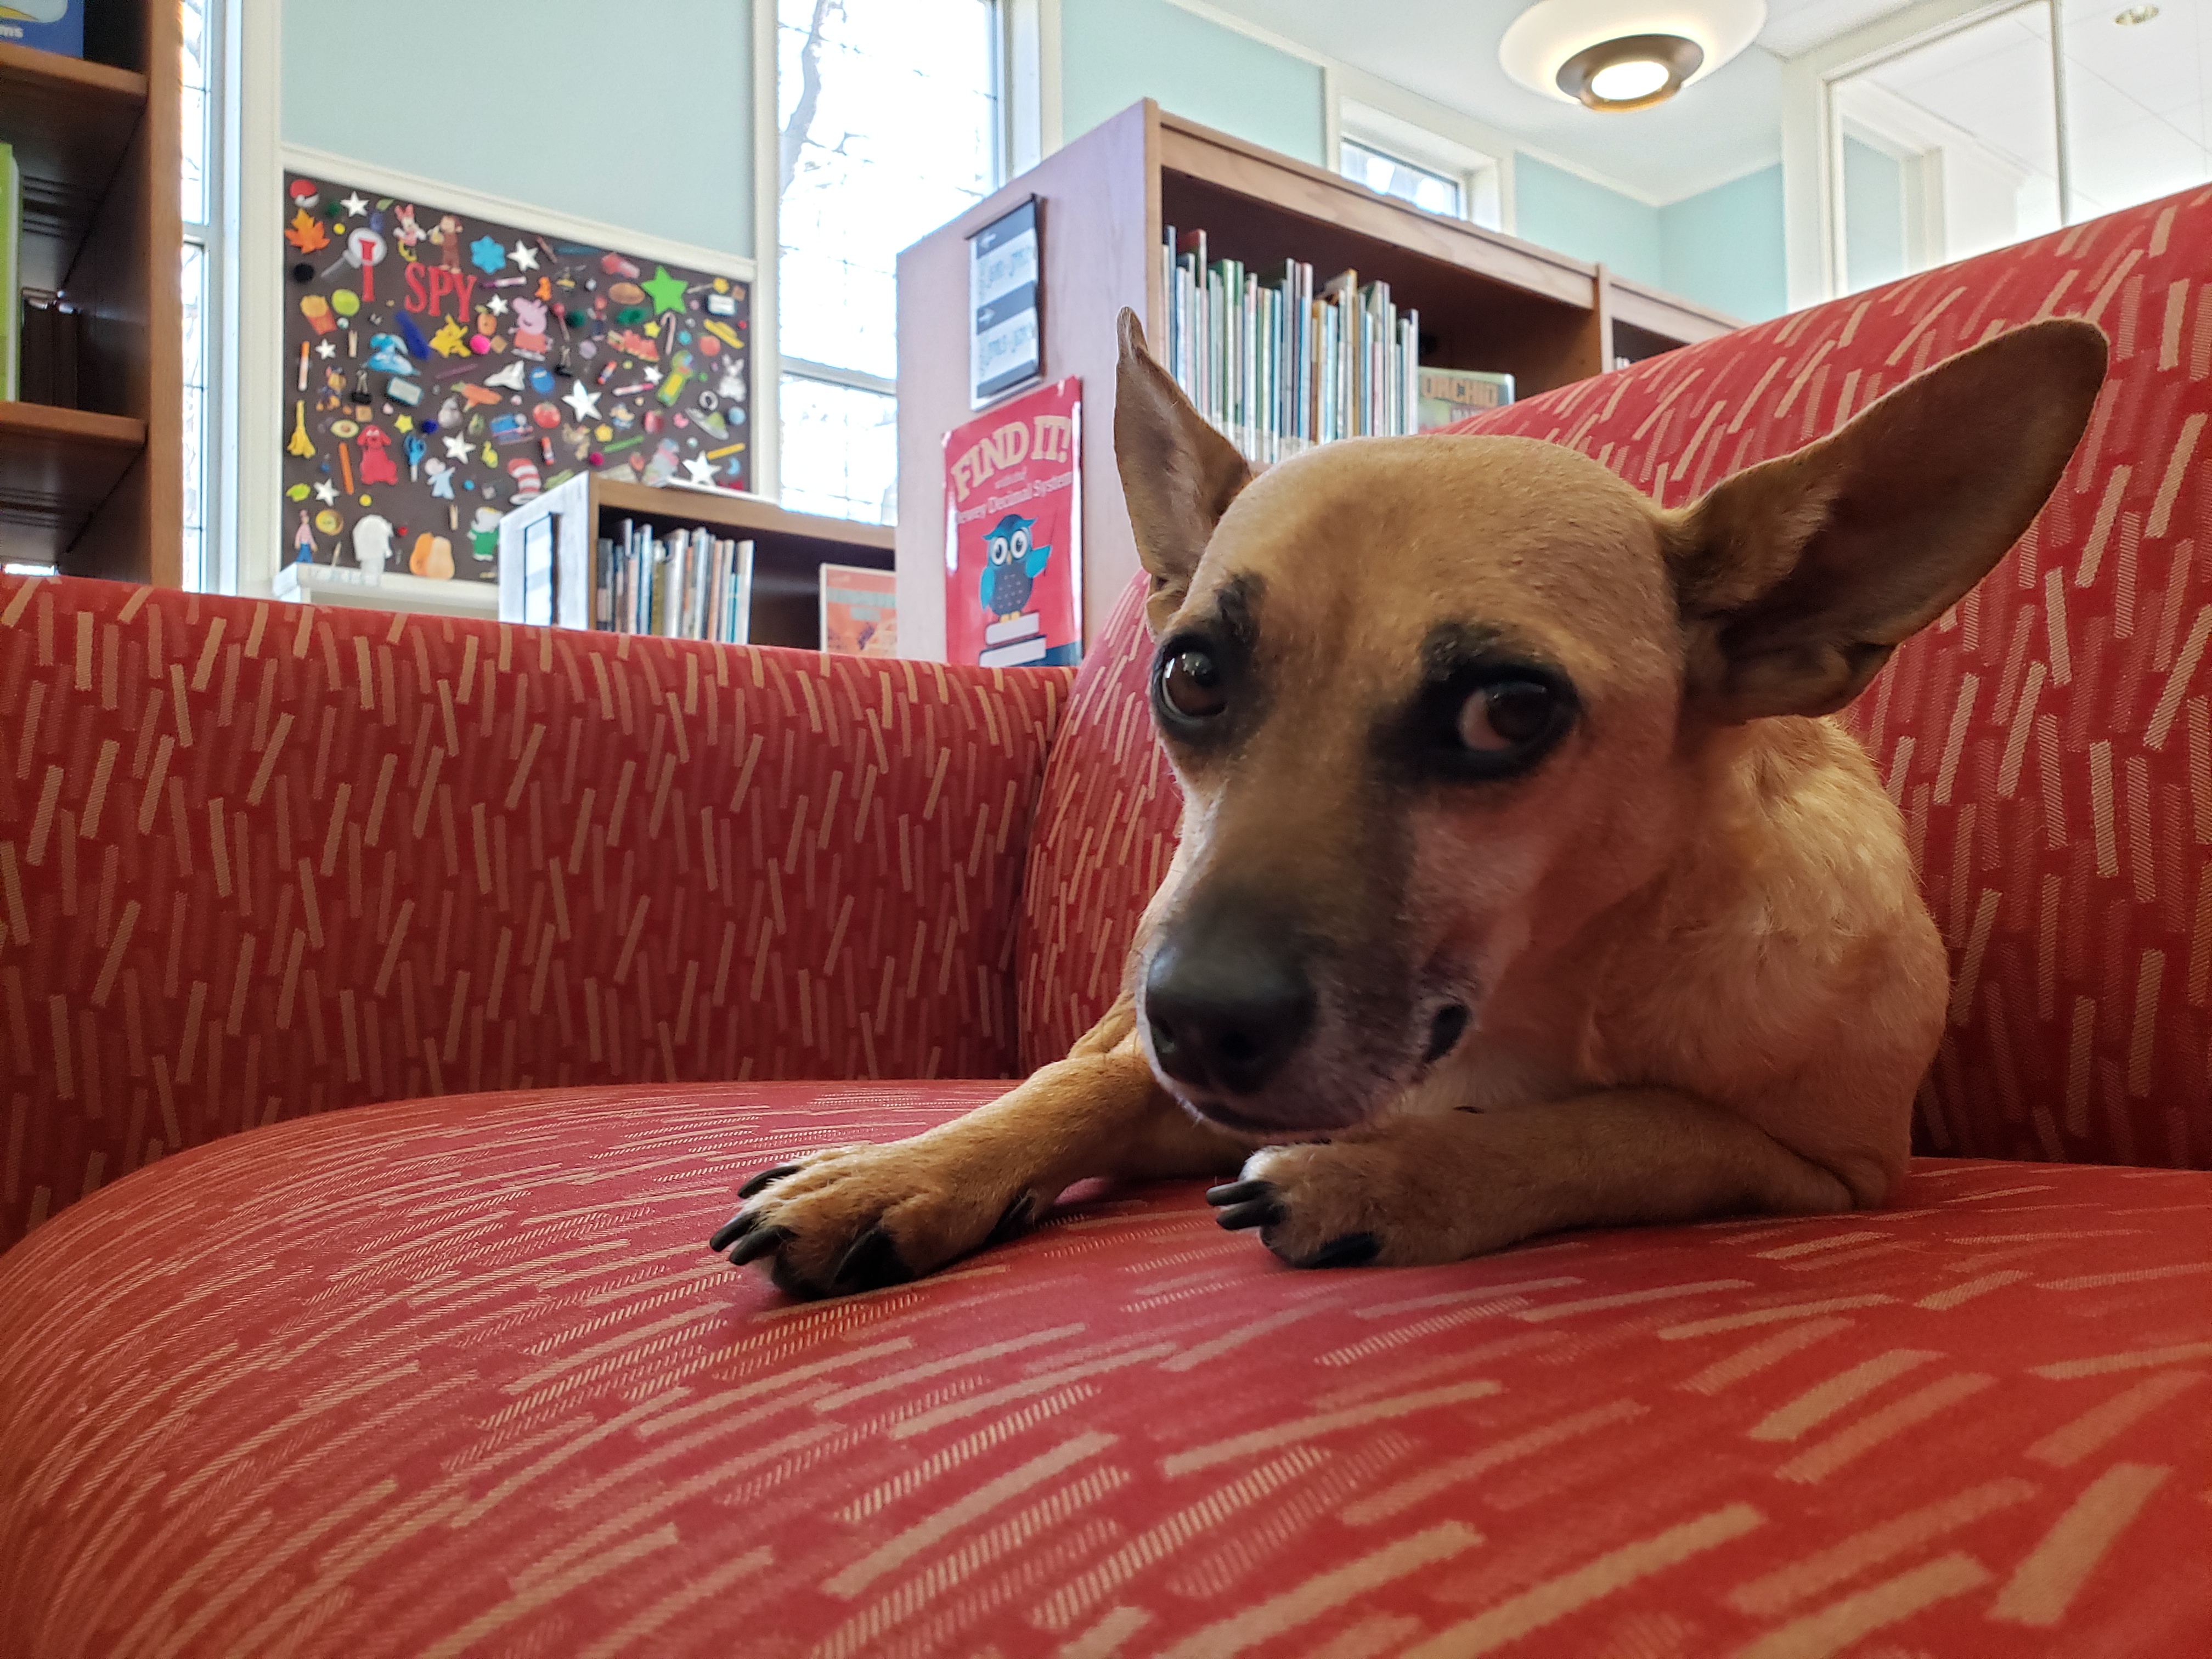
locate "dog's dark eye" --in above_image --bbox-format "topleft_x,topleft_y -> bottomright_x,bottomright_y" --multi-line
1159,649 -> 1227,720
1458,680 -> 1556,752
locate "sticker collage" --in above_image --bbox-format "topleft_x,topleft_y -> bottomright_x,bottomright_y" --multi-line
280,172 -> 749,585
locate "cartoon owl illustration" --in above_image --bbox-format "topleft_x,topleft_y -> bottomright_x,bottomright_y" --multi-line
980,514 -> 1051,619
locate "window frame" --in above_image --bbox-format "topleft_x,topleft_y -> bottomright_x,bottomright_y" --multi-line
1336,99 -> 1505,231
761,0 -> 1013,524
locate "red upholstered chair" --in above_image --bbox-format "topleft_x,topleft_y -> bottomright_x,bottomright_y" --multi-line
2,193 -> 2208,1657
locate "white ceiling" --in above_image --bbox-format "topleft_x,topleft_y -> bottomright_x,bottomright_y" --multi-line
1208,0 -> 1930,200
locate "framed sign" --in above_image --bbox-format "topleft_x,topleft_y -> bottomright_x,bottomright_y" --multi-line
968,196 -> 1041,409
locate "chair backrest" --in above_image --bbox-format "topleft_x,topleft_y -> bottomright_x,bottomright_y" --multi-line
1021,188 -> 2212,1170
1457,189 -> 2211,1171
0,577 -> 1066,1244
1017,574 -> 1181,1070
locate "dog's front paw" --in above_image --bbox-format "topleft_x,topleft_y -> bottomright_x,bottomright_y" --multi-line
708,1140 -> 1041,1300
1206,1136 -> 1491,1269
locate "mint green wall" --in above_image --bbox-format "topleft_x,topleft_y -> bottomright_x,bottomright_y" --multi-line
1658,165 -> 1786,323
1061,0 -> 1327,165
1843,137 -> 1907,295
281,0 -> 753,258
1511,154 -> 1662,286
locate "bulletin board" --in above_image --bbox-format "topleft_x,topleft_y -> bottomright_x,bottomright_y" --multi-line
279,170 -> 750,585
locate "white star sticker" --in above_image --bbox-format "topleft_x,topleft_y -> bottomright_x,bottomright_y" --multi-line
642,365 -> 663,384
511,242 -> 540,271
681,455 -> 717,486
485,295 -> 509,316
340,192 -> 368,217
315,338 -> 336,358
313,480 -> 337,504
562,382 -> 602,422
443,433 -> 472,460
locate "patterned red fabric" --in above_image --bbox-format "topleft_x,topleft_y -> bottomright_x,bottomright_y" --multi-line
1018,571 -> 1183,1069
0,575 -> 1073,1246
1,1080 -> 2205,1657
1453,190 -> 2212,1172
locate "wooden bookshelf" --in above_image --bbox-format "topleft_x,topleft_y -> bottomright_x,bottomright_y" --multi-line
895,100 -> 1738,658
0,3 -> 181,582
590,477 -> 893,650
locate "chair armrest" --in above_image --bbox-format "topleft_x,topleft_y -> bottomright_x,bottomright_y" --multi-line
0,574 -> 1073,1246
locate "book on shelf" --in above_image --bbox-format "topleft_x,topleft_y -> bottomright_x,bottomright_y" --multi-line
18,298 -> 82,407
0,0 -> 84,55
1,142 -> 18,402
1415,367 -> 1515,432
819,563 -> 898,656
594,518 -> 755,644
1159,225 -> 1424,465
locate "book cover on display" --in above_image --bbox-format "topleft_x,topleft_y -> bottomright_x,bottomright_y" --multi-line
0,0 -> 83,55
943,376 -> 1081,669
820,563 -> 898,656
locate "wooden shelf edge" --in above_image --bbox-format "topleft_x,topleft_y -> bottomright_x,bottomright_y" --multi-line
591,477 -> 896,551
0,39 -> 148,101
1606,274 -> 1740,345
0,400 -> 146,447
1157,110 -> 1598,313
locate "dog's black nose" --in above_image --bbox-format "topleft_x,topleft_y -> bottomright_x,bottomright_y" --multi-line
1143,914 -> 1315,1097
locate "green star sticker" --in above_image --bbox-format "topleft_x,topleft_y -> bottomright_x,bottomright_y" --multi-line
641,265 -> 690,315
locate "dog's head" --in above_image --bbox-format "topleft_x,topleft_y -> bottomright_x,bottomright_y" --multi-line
1113,308 -> 2106,1137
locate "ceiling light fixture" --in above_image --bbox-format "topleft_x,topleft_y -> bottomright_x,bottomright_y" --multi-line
1502,0 -> 1764,112
2114,4 -> 2158,22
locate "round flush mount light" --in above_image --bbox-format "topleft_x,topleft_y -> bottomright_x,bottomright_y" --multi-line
2114,4 -> 2159,22
1555,33 -> 1705,110
1502,0 -> 1764,111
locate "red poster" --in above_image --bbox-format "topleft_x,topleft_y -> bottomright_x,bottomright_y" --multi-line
944,377 -> 1082,669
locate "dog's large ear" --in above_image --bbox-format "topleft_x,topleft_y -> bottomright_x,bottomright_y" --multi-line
1114,307 -> 1251,622
1670,318 -> 2107,723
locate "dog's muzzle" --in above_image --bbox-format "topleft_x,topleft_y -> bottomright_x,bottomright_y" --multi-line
1141,901 -> 1318,1112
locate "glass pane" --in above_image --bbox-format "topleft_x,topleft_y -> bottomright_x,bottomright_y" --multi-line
1340,137 -> 1462,217
1833,2 -> 2062,289
2060,0 -> 2212,217
179,0 -> 211,225
180,241 -> 209,590
780,374 -> 898,525
777,0 -> 998,381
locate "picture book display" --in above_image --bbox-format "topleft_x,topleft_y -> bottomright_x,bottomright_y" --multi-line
280,171 -> 749,586
943,377 -> 1081,669
0,0 -> 82,54
820,563 -> 897,656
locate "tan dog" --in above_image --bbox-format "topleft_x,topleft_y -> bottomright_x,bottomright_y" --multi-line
712,311 -> 2107,1300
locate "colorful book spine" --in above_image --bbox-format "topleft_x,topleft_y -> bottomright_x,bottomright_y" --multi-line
0,142 -> 19,402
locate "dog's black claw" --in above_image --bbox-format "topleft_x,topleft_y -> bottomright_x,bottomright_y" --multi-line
1206,1179 -> 1275,1209
1214,1198 -> 1286,1233
738,1163 -> 805,1200
984,1192 -> 1036,1246
707,1209 -> 759,1253
725,1224 -> 790,1267
1303,1232 -> 1381,1269
832,1226 -> 915,1293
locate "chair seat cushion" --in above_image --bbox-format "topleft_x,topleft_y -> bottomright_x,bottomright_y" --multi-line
1,1083 -> 2207,1658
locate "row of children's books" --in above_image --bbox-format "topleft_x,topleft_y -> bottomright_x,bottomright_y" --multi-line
1159,227 -> 1517,461
595,519 -> 755,642
1161,228 -> 1428,464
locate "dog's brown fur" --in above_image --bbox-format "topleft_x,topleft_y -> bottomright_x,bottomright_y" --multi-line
713,311 -> 2107,1299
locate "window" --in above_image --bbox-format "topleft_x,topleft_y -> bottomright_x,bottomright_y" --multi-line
1340,137 -> 1463,217
776,0 -> 1002,524
1827,0 -> 2212,292
180,0 -> 217,590
1335,101 -> 1504,230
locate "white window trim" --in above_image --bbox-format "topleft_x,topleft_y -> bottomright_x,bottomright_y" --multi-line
1779,0 -> 2052,309
1336,100 -> 1506,232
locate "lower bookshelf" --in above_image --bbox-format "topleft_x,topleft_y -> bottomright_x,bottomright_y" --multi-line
568,477 -> 893,651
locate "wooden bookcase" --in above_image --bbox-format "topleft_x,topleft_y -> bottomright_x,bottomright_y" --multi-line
588,477 -> 892,650
0,0 -> 182,584
895,100 -> 1737,659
